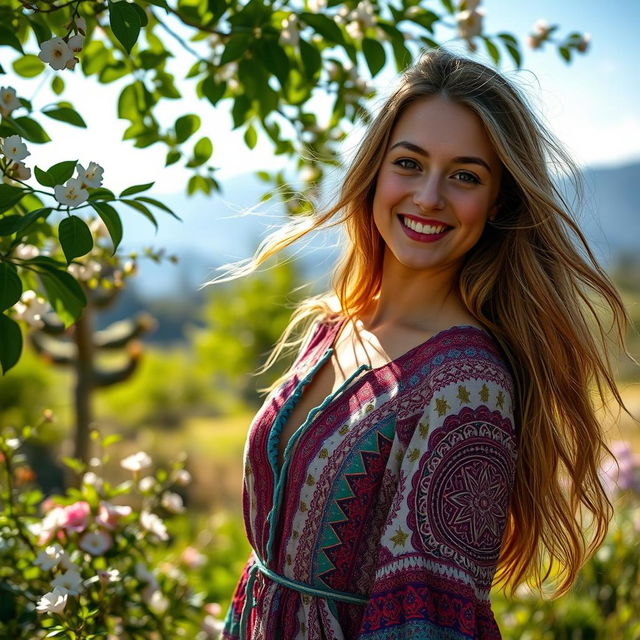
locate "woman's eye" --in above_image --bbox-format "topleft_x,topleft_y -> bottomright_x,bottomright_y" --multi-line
453,171 -> 480,184
394,158 -> 419,170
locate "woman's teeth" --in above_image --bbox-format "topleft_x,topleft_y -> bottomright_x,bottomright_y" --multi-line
401,216 -> 448,234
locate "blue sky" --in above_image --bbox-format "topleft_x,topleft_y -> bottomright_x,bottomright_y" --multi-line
2,0 -> 639,198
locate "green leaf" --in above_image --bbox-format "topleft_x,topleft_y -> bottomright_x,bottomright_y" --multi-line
0,314 -> 22,374
165,150 -> 181,166
483,37 -> 500,65
12,54 -> 44,78
0,184 -> 25,213
59,216 -> 94,263
120,199 -> 158,228
259,39 -> 291,89
244,124 -> 257,149
187,174 -> 211,196
200,76 -> 226,106
34,166 -> 55,188
62,456 -> 86,474
37,266 -> 87,327
231,94 -> 252,129
47,160 -> 78,186
440,0 -> 455,14
299,13 -> 346,46
119,182 -> 155,197
0,25 -> 25,54
362,38 -> 386,77
299,38 -> 321,80
109,0 -> 142,54
0,208 -> 53,235
187,137 -> 213,167
88,188 -> 116,202
42,107 -> 87,128
28,16 -> 52,46
10,116 -> 51,143
90,201 -> 123,254
175,114 -> 201,143
220,33 -> 252,65
0,263 -> 22,311
51,76 -> 65,96
135,196 -> 181,220
390,38 -> 413,72
558,46 -> 571,63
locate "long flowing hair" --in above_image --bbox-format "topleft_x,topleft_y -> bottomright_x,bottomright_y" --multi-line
208,48 -> 631,598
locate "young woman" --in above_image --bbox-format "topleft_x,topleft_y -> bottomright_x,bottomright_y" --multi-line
220,48 -> 629,639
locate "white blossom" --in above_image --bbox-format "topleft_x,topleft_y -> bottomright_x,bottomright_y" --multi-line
76,161 -> 104,189
67,34 -> 84,54
75,17 -> 87,36
533,19 -> 551,38
455,9 -> 484,42
5,161 -> 31,181
14,244 -> 39,260
576,32 -> 591,53
79,530 -> 113,555
0,134 -> 30,163
143,587 -> 169,614
353,1 -> 376,28
345,21 -> 364,40
0,86 -> 21,118
36,587 -> 68,615
51,568 -> 84,596
307,0 -> 327,11
138,475 -> 156,492
202,615 -> 225,638
82,471 -> 103,488
67,260 -> 102,282
140,510 -> 169,541
161,491 -> 185,514
13,290 -> 49,330
173,469 -> 191,486
53,177 -> 89,207
38,37 -> 75,71
97,568 -> 121,584
279,14 -> 300,47
121,451 -> 152,472
135,562 -> 158,586
34,544 -> 65,571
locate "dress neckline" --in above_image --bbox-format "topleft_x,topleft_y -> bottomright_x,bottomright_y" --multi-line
323,315 -> 492,377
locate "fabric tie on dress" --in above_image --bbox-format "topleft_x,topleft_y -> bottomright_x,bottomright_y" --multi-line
239,552 -> 368,640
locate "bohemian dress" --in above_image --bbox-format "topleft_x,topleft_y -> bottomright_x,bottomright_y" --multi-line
222,314 -> 517,640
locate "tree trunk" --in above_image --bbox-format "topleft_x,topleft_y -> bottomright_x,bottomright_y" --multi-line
73,307 -> 94,466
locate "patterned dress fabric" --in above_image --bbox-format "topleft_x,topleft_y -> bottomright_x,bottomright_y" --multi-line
223,315 -> 518,639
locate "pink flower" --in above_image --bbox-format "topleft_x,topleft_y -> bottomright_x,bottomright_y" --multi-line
79,530 -> 113,555
37,507 -> 67,545
96,501 -> 132,530
180,546 -> 206,569
63,501 -> 91,533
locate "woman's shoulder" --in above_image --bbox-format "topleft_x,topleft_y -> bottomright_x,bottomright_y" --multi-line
422,324 -> 515,391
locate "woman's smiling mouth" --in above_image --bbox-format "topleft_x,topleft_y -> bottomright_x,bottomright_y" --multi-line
398,214 -> 452,242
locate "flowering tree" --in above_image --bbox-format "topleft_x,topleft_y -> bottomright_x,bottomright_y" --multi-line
0,0 -> 591,375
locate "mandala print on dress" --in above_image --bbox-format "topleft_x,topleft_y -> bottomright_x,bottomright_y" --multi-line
409,405 -> 516,590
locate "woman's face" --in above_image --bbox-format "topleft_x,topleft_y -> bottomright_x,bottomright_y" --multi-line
372,95 -> 502,277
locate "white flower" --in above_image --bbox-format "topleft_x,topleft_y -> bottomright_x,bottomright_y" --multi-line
64,56 -> 79,71
140,510 -> 169,541
76,161 -> 104,189
456,9 -> 484,42
307,0 -> 326,11
146,588 -> 169,614
38,37 -> 75,71
0,134 -> 30,163
135,562 -> 157,585
67,34 -> 84,54
121,451 -> 152,472
51,569 -> 84,596
576,32 -> 591,53
202,615 -> 225,638
7,161 -> 31,181
173,469 -> 191,487
138,475 -> 156,492
79,530 -> 113,555
345,21 -> 363,40
75,17 -> 87,36
14,244 -> 39,260
354,1 -> 376,28
533,19 -> 551,38
0,86 -> 21,118
36,587 -> 68,615
13,290 -> 49,330
161,491 -> 185,514
53,177 -> 89,207
67,259 -> 102,282
279,14 -> 300,47
82,471 -> 102,488
96,500 -> 132,529
34,544 -> 65,571
97,568 -> 121,584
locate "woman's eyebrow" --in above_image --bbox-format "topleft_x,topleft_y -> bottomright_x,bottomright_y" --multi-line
389,140 -> 493,175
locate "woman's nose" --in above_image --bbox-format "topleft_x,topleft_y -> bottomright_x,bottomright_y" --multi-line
412,175 -> 445,211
